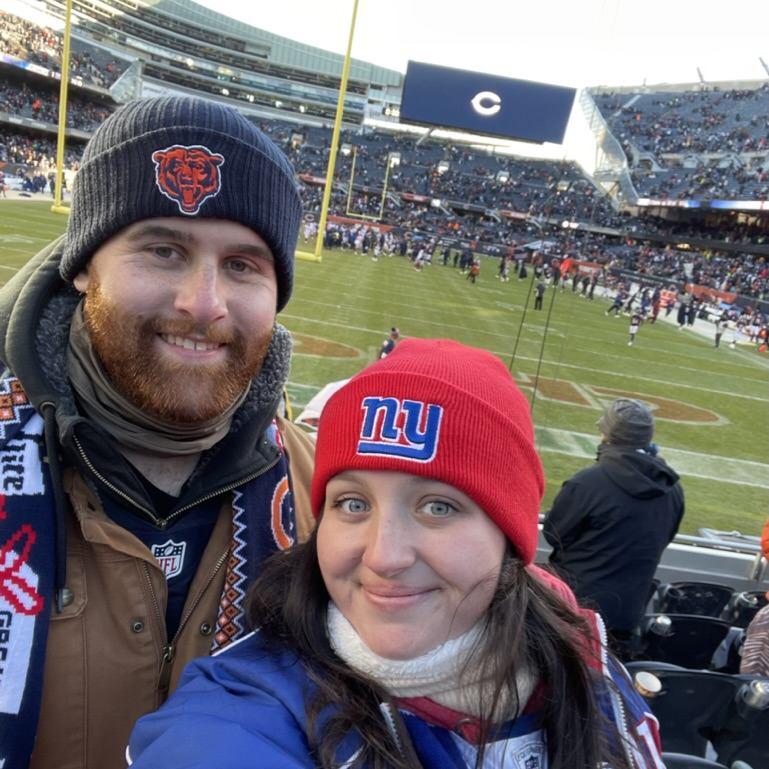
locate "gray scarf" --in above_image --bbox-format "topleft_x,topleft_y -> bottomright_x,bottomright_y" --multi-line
66,301 -> 248,456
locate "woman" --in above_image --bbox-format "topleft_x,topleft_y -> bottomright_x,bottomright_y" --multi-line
128,339 -> 663,769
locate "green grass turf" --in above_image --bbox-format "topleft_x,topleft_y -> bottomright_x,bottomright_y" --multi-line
2,200 -> 768,535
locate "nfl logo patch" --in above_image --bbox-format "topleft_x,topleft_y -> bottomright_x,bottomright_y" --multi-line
152,539 -> 187,580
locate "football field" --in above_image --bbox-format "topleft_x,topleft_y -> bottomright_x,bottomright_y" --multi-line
2,199 -> 768,534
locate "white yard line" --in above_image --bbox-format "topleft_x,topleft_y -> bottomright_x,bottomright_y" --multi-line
536,427 -> 769,488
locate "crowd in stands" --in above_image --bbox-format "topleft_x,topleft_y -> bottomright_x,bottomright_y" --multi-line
598,241 -> 769,300
256,118 -> 627,250
1,11 -> 128,89
0,128 -> 83,169
634,158 -> 769,201
593,85 -> 769,201
594,86 -> 769,156
0,77 -> 112,132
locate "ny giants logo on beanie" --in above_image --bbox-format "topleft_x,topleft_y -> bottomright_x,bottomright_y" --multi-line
357,396 -> 443,462
151,144 -> 225,215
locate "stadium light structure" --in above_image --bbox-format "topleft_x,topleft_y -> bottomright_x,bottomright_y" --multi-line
295,0 -> 360,264
51,0 -> 74,215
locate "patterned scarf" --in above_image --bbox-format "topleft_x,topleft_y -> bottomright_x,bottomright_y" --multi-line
0,379 -> 56,769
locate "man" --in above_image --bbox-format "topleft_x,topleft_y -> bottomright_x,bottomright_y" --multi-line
650,288 -> 661,323
544,398 -> 684,656
605,285 -> 625,316
0,96 -> 315,769
378,326 -> 400,359
714,316 -> 724,348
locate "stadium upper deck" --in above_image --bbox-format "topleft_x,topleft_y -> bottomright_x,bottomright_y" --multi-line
39,0 -> 400,123
590,82 -> 769,205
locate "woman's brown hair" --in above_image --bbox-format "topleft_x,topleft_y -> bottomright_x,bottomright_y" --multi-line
247,529 -> 632,769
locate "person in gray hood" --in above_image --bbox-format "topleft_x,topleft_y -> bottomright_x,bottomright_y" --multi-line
543,398 -> 685,656
0,96 -> 315,769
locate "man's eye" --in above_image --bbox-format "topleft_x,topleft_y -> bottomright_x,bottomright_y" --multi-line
419,500 -> 456,518
151,245 -> 177,259
227,259 -> 252,274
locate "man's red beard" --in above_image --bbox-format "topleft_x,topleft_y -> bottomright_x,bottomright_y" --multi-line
83,280 -> 272,423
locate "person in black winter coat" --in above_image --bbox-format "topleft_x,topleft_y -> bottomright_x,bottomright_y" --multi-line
543,398 -> 685,657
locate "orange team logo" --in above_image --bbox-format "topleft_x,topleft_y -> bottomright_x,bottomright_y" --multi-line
270,475 -> 294,550
151,144 -> 225,215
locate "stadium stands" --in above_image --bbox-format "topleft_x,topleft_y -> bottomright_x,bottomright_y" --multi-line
0,76 -> 111,132
0,11 -> 128,89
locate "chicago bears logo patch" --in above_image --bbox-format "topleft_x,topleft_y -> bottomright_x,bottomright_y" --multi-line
358,397 -> 443,462
151,144 -> 224,215
270,475 -> 295,550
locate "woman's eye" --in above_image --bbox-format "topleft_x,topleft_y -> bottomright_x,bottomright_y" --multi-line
337,498 -> 368,514
420,500 -> 456,518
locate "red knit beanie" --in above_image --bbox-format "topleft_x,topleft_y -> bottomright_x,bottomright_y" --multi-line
311,338 -> 545,564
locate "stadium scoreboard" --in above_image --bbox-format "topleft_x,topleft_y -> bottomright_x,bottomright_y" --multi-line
400,61 -> 576,144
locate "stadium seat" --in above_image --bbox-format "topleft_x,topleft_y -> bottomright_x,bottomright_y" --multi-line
624,664 -> 741,757
626,663 -> 769,768
655,582 -> 735,618
637,614 -> 733,669
721,590 -> 769,629
709,678 -> 769,769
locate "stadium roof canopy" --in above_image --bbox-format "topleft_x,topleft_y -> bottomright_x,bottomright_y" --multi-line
149,0 -> 402,87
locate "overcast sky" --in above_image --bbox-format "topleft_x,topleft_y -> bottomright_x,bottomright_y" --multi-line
201,0 -> 769,89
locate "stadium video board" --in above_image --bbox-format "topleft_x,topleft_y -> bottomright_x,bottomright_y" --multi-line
400,61 -> 576,144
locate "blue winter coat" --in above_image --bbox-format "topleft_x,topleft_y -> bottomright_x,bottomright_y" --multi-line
127,624 -> 664,769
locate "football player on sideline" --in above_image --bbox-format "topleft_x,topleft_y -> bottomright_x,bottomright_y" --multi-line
0,96 -> 315,769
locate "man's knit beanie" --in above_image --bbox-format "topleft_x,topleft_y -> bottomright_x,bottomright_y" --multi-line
311,338 -> 545,564
60,96 -> 302,311
597,397 -> 655,448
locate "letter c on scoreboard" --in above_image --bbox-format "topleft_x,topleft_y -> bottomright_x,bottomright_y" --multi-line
471,90 -> 502,116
